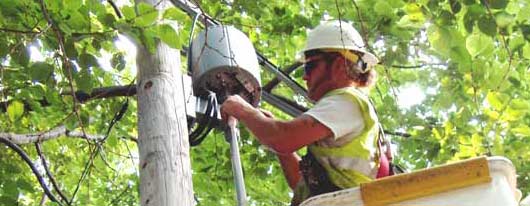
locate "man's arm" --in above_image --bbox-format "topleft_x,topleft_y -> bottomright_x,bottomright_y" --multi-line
277,153 -> 302,190
221,95 -> 333,154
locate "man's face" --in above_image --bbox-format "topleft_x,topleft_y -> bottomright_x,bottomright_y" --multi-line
303,54 -> 335,101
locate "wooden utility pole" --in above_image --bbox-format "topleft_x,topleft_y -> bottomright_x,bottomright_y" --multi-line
136,0 -> 194,205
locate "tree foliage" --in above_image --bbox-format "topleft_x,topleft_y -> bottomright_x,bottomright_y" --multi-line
0,0 -> 529,205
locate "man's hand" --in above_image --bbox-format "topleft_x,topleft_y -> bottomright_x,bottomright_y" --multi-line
220,95 -> 255,121
259,109 -> 274,119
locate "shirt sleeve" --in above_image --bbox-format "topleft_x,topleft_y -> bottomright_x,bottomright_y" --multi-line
304,94 -> 365,140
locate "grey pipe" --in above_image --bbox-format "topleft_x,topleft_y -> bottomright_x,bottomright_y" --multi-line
224,117 -> 247,206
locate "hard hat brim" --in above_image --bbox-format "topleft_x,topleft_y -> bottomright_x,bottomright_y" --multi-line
297,48 -> 379,67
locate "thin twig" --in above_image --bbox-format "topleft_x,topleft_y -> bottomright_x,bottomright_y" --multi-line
391,63 -> 448,69
0,137 -> 62,205
68,145 -> 98,205
351,0 -> 376,54
35,142 -> 71,205
481,1 -> 514,91
38,0 -> 88,139
0,27 -> 41,34
108,185 -> 131,206
383,130 -> 412,138
106,0 -> 123,18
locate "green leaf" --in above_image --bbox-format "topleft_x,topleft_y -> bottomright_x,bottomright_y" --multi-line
75,68 -> 93,92
511,125 -> 530,137
4,180 -> 19,197
449,0 -> 461,14
29,62 -> 54,82
508,35 -> 525,52
121,6 -> 136,20
465,33 -> 494,57
66,11 -> 89,30
99,13 -> 117,27
487,91 -> 508,110
111,52 -> 126,71
478,15 -> 497,36
108,135 -> 118,147
522,43 -> 530,59
135,2 -> 158,27
65,39 -> 78,59
463,0 -> 476,5
13,44 -> 29,66
437,10 -> 455,25
7,100 -> 24,121
17,179 -> 34,192
78,53 -> 99,69
463,5 -> 485,33
511,99 -> 530,110
157,24 -> 180,49
374,1 -> 394,18
483,0 -> 508,9
508,76 -> 521,88
521,24 -> 530,41
495,12 -> 514,28
163,7 -> 188,21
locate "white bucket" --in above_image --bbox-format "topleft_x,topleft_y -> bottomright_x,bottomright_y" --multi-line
300,156 -> 519,206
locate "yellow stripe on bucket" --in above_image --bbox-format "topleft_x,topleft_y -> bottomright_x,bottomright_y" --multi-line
360,156 -> 491,206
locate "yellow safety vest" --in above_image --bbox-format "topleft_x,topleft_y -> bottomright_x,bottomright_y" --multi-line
308,87 -> 380,189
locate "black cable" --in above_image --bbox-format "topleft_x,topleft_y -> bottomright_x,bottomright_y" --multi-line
189,93 -> 215,146
189,91 -> 219,146
0,137 -> 62,205
192,93 -> 218,145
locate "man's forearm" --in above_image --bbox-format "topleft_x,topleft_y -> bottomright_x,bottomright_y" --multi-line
277,152 -> 302,190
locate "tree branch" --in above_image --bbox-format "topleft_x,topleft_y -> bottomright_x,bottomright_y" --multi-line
106,0 -> 123,19
383,130 -> 412,138
35,142 -> 71,205
38,0 -> 88,137
391,63 -> 447,69
0,126 -> 103,144
62,85 -> 137,103
0,27 -> 41,34
0,137 -> 62,205
0,85 -> 137,112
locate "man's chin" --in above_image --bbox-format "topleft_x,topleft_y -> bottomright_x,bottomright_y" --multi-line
307,92 -> 318,102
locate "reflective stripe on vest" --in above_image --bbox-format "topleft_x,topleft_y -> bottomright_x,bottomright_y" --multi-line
308,87 -> 379,189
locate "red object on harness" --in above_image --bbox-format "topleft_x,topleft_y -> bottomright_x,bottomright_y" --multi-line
376,152 -> 390,178
376,138 -> 393,178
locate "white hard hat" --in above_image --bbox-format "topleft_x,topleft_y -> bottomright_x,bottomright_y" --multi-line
301,20 -> 379,67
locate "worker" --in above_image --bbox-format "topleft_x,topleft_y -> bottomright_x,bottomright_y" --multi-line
220,20 -> 387,205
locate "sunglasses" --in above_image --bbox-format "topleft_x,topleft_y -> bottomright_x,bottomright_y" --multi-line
303,53 -> 340,75
304,59 -> 321,75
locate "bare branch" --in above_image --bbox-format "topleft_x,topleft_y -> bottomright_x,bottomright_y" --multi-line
0,27 -> 41,34
62,85 -> 137,103
383,130 -> 412,138
0,137 -> 62,205
0,126 -> 103,144
106,0 -> 123,19
391,63 -> 448,69
351,0 -> 376,55
69,145 -> 98,204
1,85 -> 136,112
35,142 -> 71,205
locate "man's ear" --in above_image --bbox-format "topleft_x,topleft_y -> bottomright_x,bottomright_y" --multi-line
332,56 -> 349,78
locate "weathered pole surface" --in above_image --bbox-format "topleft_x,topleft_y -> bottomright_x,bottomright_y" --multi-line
136,0 -> 194,205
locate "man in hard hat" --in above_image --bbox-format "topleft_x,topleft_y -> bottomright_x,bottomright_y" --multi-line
221,20 -> 387,205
